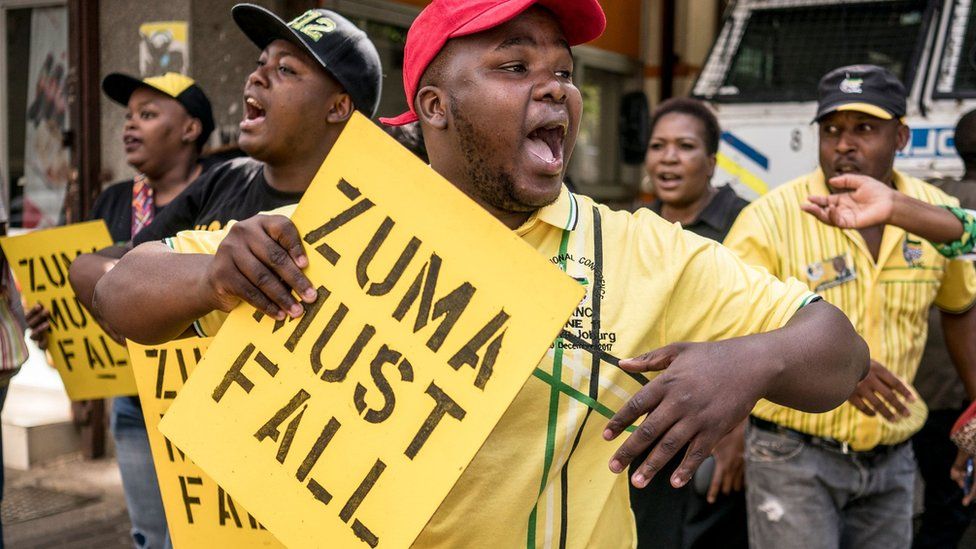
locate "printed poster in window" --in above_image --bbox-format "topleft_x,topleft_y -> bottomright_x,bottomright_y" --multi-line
22,7 -> 70,229
139,21 -> 189,76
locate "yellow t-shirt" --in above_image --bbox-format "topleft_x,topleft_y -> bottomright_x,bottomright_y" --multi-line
169,188 -> 815,548
724,169 -> 976,450
164,206 -> 296,337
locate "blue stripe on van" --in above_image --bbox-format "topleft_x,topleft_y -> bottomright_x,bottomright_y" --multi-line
721,131 -> 769,171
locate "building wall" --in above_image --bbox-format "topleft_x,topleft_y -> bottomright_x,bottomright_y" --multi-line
99,0 -> 188,185
673,0 -> 719,96
642,0 -> 722,105
592,0 -> 643,60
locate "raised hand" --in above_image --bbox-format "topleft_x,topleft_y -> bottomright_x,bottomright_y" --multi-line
25,303 -> 51,350
801,174 -> 896,229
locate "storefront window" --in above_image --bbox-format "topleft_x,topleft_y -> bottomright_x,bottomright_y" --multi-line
4,4 -> 70,228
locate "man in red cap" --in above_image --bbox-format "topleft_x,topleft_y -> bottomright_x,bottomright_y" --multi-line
96,1 -> 869,546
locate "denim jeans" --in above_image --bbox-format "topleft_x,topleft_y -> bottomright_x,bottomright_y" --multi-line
744,424 -> 915,549
112,396 -> 169,549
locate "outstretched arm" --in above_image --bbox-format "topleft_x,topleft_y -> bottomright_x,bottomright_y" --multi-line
94,215 -> 318,344
801,174 -> 966,245
605,300 -> 868,490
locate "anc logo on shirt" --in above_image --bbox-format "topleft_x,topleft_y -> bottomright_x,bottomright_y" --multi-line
840,76 -> 863,94
288,11 -> 336,41
903,236 -> 924,267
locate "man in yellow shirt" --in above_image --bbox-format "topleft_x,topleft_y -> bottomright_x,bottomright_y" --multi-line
724,64 -> 976,548
95,2 -> 869,546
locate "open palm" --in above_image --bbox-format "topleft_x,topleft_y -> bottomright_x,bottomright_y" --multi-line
801,174 -> 895,229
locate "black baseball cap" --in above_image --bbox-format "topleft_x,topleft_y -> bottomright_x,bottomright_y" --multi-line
232,4 -> 382,118
102,72 -> 215,149
814,64 -> 907,122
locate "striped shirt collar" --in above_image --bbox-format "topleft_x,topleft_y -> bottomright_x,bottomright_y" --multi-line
522,185 -> 580,233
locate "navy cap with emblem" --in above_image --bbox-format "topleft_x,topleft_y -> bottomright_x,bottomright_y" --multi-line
814,64 -> 907,123
232,4 -> 382,118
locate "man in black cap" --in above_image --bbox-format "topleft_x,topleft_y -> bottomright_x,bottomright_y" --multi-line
724,65 -> 976,548
69,4 -> 382,329
130,3 -> 380,244
798,111 -> 976,546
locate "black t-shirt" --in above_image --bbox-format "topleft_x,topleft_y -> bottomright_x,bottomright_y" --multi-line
132,157 -> 304,245
647,184 -> 749,242
90,157 -> 226,243
88,179 -> 156,244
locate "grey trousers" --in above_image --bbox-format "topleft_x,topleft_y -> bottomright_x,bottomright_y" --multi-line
744,424 -> 915,549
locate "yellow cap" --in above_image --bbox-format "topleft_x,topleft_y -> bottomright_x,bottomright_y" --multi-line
141,72 -> 196,98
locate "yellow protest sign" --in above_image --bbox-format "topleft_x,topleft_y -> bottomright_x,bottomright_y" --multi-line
129,338 -> 282,548
159,113 -> 584,548
0,221 -> 134,399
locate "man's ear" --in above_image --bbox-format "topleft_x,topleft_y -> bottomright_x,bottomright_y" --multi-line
416,85 -> 448,130
327,92 -> 354,124
182,118 -> 202,146
896,122 -> 910,151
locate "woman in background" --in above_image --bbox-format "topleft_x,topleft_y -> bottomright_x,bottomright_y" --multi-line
30,71 -> 215,549
631,97 -> 749,549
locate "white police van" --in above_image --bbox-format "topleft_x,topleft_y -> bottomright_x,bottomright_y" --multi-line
693,0 -> 976,198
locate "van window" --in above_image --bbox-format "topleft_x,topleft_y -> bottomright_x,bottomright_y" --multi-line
696,1 -> 929,102
936,0 -> 976,97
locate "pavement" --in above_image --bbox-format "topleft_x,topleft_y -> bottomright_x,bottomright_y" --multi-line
1,453 -> 976,548
3,453 -> 131,548
0,340 -> 130,548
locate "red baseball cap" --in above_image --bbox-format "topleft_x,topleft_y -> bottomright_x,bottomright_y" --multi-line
380,0 -> 606,126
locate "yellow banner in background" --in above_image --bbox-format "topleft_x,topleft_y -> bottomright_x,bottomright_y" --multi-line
129,338 -> 282,548
138,21 -> 189,77
159,113 -> 584,548
0,221 -> 134,399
